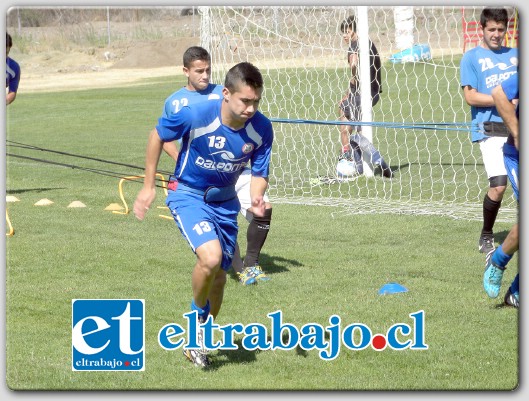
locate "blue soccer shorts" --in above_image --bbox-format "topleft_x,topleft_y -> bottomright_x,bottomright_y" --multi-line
503,143 -> 519,201
165,190 -> 240,270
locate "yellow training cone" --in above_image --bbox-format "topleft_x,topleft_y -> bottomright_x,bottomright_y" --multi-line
68,201 -> 86,208
6,195 -> 20,203
105,203 -> 124,211
34,198 -> 54,206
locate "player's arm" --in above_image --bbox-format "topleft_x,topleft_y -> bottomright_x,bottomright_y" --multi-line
462,85 -> 494,107
161,100 -> 179,162
6,68 -> 20,106
6,91 -> 17,105
162,141 -> 179,162
348,52 -> 359,88
492,84 -> 519,149
134,128 -> 164,220
249,120 -> 273,217
249,175 -> 269,217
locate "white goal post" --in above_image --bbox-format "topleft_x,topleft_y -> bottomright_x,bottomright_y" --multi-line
200,5 -> 517,221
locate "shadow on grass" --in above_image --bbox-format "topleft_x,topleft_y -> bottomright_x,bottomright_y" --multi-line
388,162 -> 409,174
208,338 -> 260,370
7,187 -> 67,194
494,228 -> 516,245
494,302 -> 518,310
209,332 -> 309,370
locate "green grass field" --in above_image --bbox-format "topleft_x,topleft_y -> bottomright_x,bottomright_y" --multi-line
5,70 -> 518,390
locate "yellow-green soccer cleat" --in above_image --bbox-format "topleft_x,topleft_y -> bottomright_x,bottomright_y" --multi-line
250,265 -> 270,282
237,266 -> 257,285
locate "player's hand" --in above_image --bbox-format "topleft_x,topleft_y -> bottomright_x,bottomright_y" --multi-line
251,195 -> 265,217
133,187 -> 156,221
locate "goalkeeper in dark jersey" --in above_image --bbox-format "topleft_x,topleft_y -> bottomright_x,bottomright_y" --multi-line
338,15 -> 393,179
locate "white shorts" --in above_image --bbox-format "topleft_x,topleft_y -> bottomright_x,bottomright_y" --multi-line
235,168 -> 270,222
478,136 -> 508,179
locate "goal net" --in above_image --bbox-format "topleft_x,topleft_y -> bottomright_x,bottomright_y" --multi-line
201,5 -> 517,221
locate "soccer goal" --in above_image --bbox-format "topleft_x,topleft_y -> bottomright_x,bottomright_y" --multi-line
201,5 -> 517,221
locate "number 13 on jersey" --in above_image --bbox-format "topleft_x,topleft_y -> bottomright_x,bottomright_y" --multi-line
193,221 -> 212,235
208,136 -> 226,149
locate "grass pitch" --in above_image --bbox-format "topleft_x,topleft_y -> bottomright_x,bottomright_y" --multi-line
5,72 -> 518,391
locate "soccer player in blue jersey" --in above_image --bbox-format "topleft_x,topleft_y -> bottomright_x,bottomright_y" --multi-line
161,46 -> 224,117
460,8 -> 518,256
6,33 -> 21,106
483,73 -> 519,308
134,62 -> 273,367
162,47 -> 272,286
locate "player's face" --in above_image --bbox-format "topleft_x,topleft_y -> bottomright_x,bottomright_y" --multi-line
482,20 -> 507,51
222,83 -> 262,125
343,27 -> 357,44
6,45 -> 10,57
184,59 -> 211,91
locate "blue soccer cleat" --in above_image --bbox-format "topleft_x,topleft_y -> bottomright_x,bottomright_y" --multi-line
483,262 -> 505,298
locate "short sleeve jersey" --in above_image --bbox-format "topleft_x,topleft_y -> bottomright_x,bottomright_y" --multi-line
162,83 -> 224,117
501,72 -> 519,104
460,46 -> 518,142
348,38 -> 382,95
156,99 -> 273,190
6,57 -> 21,93
501,73 -> 519,147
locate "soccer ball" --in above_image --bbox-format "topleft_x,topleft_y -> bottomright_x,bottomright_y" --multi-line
336,159 -> 358,178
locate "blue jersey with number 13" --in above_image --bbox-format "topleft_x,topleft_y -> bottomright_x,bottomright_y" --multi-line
156,99 -> 273,190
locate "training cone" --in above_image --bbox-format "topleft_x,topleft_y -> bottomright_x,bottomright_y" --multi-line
105,203 -> 124,211
68,201 -> 86,208
34,198 -> 54,206
6,195 -> 20,203
378,282 -> 408,295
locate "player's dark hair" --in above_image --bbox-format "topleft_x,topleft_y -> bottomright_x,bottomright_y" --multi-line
480,8 -> 509,28
7,33 -> 12,48
182,46 -> 211,68
340,15 -> 357,33
224,62 -> 263,92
